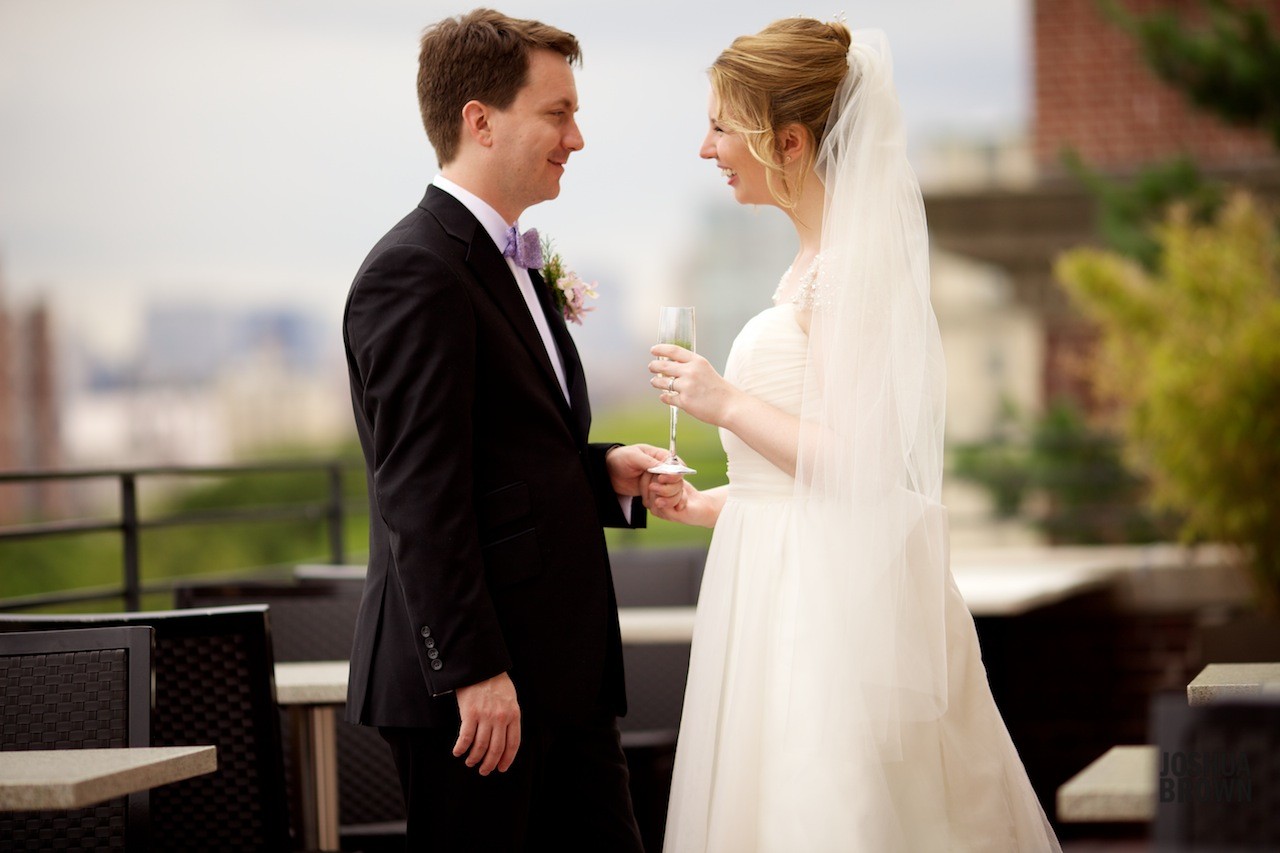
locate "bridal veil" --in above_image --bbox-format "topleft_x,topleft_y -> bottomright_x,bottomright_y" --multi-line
786,23 -> 951,787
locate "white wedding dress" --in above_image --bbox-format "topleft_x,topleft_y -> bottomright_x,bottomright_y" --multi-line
663,303 -> 1060,852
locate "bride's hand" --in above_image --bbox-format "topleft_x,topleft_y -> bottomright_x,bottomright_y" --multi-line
649,345 -> 739,427
647,479 -> 718,528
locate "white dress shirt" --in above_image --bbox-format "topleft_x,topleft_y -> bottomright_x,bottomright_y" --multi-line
431,175 -> 570,402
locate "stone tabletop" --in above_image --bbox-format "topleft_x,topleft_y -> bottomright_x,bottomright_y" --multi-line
1187,662 -> 1280,706
275,660 -> 349,705
618,607 -> 698,643
0,746 -> 217,811
1056,745 -> 1156,823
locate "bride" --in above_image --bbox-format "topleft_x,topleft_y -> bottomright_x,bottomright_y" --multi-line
647,18 -> 1061,852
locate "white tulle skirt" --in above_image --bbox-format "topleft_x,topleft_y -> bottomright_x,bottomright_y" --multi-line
662,492 -> 1061,852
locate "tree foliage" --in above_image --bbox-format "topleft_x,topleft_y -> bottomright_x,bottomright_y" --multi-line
1063,151 -> 1223,270
1101,0 -> 1280,148
951,400 -> 1178,543
1056,193 -> 1280,597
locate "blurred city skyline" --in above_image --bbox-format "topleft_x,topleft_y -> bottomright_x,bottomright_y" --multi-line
1,0 -> 1028,361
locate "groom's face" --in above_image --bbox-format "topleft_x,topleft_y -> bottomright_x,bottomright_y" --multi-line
486,49 -> 584,216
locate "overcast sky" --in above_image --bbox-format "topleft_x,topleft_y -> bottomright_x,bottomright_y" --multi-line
0,0 -> 1028,357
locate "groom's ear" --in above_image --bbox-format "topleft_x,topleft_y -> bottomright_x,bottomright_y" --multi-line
461,100 -> 495,149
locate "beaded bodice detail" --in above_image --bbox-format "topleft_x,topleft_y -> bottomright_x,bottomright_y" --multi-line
771,254 -> 826,311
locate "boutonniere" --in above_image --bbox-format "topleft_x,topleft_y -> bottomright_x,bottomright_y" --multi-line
541,237 -> 598,325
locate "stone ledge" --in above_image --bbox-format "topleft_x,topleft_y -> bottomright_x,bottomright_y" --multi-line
0,745 -> 216,811
1057,745 -> 1156,822
1187,663 -> 1280,706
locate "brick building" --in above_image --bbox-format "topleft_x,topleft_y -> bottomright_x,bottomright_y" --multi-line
927,0 -> 1280,408
0,263 -> 63,523
1034,0 -> 1279,175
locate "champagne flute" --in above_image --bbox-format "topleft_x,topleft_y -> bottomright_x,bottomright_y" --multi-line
648,307 -> 697,475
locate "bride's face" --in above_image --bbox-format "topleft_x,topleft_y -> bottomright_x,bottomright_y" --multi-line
699,91 -> 774,207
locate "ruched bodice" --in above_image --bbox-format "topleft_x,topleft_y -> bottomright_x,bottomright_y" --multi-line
720,305 -> 807,498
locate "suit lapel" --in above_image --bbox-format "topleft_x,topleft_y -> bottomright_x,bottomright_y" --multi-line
531,269 -> 591,439
423,187 -> 581,436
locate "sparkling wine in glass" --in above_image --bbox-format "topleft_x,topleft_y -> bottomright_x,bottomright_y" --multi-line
648,307 -> 697,475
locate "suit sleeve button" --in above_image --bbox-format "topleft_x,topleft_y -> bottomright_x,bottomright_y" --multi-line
427,648 -> 439,660
420,626 -> 431,638
425,638 -> 436,649
430,659 -> 444,671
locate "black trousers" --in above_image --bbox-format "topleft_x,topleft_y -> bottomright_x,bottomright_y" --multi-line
380,712 -> 644,852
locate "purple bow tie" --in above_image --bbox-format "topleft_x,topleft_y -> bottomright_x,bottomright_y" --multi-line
503,225 -> 543,269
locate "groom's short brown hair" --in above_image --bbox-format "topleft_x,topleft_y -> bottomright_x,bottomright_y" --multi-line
417,8 -> 581,165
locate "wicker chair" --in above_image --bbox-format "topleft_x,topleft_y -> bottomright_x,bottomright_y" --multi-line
0,606 -> 291,853
173,579 -> 406,851
0,625 -> 154,852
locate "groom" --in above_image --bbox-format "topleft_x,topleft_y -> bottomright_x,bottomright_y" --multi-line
342,8 -> 671,851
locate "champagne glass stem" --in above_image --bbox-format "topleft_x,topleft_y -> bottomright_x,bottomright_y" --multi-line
668,403 -> 680,461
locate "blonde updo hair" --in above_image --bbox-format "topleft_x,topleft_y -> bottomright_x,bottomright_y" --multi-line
710,18 -> 852,209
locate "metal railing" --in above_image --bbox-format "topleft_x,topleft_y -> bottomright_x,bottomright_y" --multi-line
0,461 -> 364,612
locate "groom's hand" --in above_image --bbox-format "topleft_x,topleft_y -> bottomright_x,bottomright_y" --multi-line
453,672 -> 521,775
605,443 -> 684,504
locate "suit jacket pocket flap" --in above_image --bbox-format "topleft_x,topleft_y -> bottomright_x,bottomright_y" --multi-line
478,481 -> 532,535
482,528 -> 540,588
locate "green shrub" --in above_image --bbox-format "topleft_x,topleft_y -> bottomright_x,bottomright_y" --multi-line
1056,193 -> 1280,598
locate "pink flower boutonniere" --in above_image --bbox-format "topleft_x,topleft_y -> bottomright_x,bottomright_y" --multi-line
541,237 -> 598,325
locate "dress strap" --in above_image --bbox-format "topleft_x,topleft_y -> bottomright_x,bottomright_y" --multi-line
771,254 -> 825,310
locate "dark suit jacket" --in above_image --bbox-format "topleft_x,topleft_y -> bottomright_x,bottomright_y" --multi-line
343,186 -> 641,729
